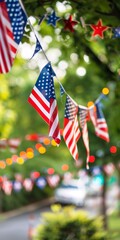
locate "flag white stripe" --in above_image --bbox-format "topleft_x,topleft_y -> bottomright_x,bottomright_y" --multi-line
95,128 -> 109,138
1,31 -> 11,72
96,122 -> 108,128
29,93 -> 50,119
34,86 -> 49,107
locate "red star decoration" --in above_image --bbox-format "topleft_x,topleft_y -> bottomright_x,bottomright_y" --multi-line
64,15 -> 78,32
90,19 -> 109,39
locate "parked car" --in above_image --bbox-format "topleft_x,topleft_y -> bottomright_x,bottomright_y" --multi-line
54,179 -> 87,207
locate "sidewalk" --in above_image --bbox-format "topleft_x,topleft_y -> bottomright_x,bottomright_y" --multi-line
0,197 -> 55,220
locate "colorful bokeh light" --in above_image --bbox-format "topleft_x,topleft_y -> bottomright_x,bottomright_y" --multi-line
51,139 -> 57,146
38,146 -> 46,154
110,146 -> 117,154
102,87 -> 109,95
47,168 -> 55,175
89,155 -> 96,163
62,164 -> 69,171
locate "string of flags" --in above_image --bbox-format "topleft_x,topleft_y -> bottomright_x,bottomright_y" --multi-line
40,10 -> 120,39
0,172 -> 61,195
28,62 -> 110,169
0,0 -> 111,168
0,162 -> 118,195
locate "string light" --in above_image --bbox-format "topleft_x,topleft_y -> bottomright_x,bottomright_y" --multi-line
47,168 -> 55,174
6,158 -> 13,165
0,161 -> 6,169
89,155 -> 96,163
38,146 -> 46,154
51,139 -> 57,146
35,143 -> 43,150
17,157 -> 24,165
87,101 -> 94,107
110,146 -> 117,154
62,164 -> 69,171
102,87 -> 109,95
26,151 -> 34,158
20,151 -> 27,159
43,138 -> 51,145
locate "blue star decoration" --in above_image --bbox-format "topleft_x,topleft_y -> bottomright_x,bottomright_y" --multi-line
47,11 -> 60,27
112,27 -> 120,38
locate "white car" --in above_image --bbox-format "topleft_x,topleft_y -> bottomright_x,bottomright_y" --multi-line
54,179 -> 87,207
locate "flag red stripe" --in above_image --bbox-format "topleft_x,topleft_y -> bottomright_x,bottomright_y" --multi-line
0,17 -> 12,72
0,2 -> 17,73
32,88 -> 49,113
63,117 -> 80,160
28,97 -> 49,125
49,98 -> 61,143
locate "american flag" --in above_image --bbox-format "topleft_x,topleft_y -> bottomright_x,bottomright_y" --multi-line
0,0 -> 27,73
89,104 -> 97,128
63,96 -> 80,161
47,175 -> 60,188
28,62 -> 61,144
79,106 -> 90,169
95,101 -> 109,142
112,27 -> 120,38
30,36 -> 42,59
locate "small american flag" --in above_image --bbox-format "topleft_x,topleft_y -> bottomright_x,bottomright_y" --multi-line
112,27 -> 120,38
89,104 -> 97,128
30,35 -> 42,59
0,0 -> 27,73
79,107 -> 90,169
63,96 -> 80,161
28,62 -> 61,144
95,101 -> 109,142
47,174 -> 60,188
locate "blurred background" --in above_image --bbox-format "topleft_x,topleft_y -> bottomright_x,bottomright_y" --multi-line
0,0 -> 120,239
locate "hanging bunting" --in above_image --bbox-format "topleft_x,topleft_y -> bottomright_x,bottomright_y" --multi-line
47,174 -> 60,188
2,180 -> 13,195
13,180 -> 22,192
36,177 -> 47,189
28,62 -> 61,144
95,101 -> 109,142
90,19 -> 109,39
63,95 -> 81,161
30,36 -> 42,59
47,11 -> 60,27
7,138 -> 21,153
23,178 -> 34,192
64,15 -> 78,32
0,0 -> 27,73
79,106 -> 90,169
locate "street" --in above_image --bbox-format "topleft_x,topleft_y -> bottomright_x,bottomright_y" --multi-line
0,207 -> 49,240
0,187 -> 119,240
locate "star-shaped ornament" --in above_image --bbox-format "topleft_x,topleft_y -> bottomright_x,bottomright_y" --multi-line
64,15 -> 78,32
90,19 -> 109,39
47,11 -> 60,27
